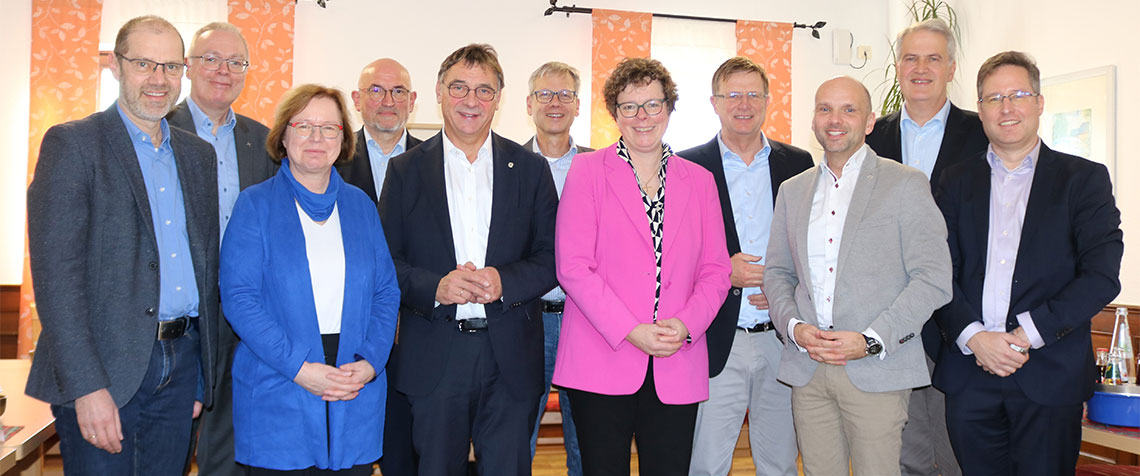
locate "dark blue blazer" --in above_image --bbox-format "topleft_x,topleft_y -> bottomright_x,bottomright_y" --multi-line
679,136 -> 814,377
220,168 -> 399,469
377,132 -> 558,399
26,105 -> 220,407
931,143 -> 1123,406
866,102 -> 989,361
338,128 -> 425,204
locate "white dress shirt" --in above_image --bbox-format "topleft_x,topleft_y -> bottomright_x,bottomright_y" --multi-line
442,131 -> 494,320
787,144 -> 884,356
297,202 -> 346,334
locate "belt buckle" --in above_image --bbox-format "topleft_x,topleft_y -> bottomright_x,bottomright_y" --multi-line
457,318 -> 486,333
156,316 -> 188,341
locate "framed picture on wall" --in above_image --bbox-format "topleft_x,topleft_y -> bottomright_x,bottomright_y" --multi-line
407,122 -> 442,142
1040,65 -> 1117,189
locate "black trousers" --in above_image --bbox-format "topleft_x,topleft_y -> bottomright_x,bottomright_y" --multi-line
407,330 -> 539,476
566,359 -> 698,476
944,368 -> 1083,476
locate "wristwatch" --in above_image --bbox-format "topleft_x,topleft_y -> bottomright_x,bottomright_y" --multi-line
863,334 -> 883,356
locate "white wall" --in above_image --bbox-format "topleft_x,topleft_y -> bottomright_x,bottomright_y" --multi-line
949,0 -> 1139,305
0,0 -> 31,285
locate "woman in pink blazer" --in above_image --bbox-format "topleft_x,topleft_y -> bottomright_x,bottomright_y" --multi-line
551,58 -> 731,475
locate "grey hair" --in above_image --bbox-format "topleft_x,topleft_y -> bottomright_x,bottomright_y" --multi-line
188,22 -> 249,57
894,18 -> 956,63
528,62 -> 582,92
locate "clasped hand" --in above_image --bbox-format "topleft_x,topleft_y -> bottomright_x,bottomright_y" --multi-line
794,323 -> 868,365
436,262 -> 502,305
966,328 -> 1030,377
294,360 -> 376,401
626,318 -> 689,358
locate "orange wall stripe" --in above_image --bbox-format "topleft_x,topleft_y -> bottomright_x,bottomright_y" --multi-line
228,0 -> 294,126
19,0 -> 104,358
590,9 -> 651,149
736,20 -> 793,144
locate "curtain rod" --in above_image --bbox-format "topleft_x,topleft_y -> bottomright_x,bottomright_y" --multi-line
542,1 -> 826,38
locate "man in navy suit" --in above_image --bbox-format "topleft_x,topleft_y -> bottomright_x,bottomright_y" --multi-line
682,56 -> 812,476
933,51 -> 1123,476
377,44 -> 558,476
166,23 -> 275,476
864,19 -> 987,476
26,15 -> 219,476
340,58 -> 424,204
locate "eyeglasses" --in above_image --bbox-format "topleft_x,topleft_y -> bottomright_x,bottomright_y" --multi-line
532,89 -> 578,104
714,91 -> 768,103
188,54 -> 250,74
289,122 -> 343,139
978,90 -> 1040,108
360,85 -> 411,102
616,99 -> 666,118
115,53 -> 185,77
447,83 -> 498,101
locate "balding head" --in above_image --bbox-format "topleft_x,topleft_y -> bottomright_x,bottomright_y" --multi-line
352,58 -> 417,141
812,76 -> 876,164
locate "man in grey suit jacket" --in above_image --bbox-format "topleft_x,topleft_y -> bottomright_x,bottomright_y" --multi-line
521,60 -> 592,476
165,21 -> 275,476
25,16 -> 219,476
764,76 -> 952,476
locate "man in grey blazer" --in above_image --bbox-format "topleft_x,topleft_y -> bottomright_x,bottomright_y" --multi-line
25,15 -> 219,475
521,60 -> 592,476
165,21 -> 274,476
764,76 -> 952,476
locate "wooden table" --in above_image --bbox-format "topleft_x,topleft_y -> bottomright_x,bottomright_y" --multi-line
0,447 -> 16,474
1,359 -> 54,476
1083,418 -> 1140,455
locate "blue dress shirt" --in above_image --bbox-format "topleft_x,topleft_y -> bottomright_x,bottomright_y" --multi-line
532,136 -> 578,302
185,96 -> 240,240
116,104 -> 199,320
364,128 -> 407,197
718,133 -> 772,327
900,99 -> 951,180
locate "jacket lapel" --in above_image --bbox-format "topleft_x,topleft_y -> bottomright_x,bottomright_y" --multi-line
604,147 -> 653,249
485,133 -> 517,266
793,165 -> 820,300
1016,144 -> 1057,260
422,134 -> 457,257
834,151 -> 879,279
103,105 -> 158,247
662,157 -> 692,257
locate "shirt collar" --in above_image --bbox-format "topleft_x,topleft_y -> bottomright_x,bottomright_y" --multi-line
901,98 -> 952,129
821,143 -> 868,180
186,96 -> 236,132
716,131 -> 771,167
116,101 -> 172,148
442,129 -> 493,165
986,139 -> 1041,175
529,135 -> 578,161
363,127 -> 407,156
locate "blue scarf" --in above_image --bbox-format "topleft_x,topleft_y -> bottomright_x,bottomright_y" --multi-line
279,160 -> 342,221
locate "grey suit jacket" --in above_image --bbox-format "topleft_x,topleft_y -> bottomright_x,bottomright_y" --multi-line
25,105 -> 220,407
166,101 -> 276,190
764,146 -> 952,393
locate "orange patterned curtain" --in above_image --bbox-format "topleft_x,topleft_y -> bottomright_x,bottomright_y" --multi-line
736,21 -> 794,143
18,0 -> 104,358
590,9 -> 651,148
228,0 -> 294,126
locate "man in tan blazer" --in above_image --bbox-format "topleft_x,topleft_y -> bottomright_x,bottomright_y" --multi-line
764,76 -> 952,475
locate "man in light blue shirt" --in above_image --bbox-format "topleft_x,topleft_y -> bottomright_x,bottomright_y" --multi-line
521,61 -> 592,476
681,57 -> 813,476
166,22 -> 275,476
865,19 -> 989,476
340,58 -> 423,204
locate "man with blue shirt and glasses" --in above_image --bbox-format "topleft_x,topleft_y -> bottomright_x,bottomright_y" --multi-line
165,21 -> 276,476
521,61 -> 592,476
681,57 -> 813,476
340,58 -> 424,204
25,15 -> 219,476
865,18 -> 987,476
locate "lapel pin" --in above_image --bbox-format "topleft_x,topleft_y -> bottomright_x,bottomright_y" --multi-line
246,142 -> 252,148
508,162 -> 515,168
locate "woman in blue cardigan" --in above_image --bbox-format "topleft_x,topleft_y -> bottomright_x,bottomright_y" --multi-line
220,84 -> 399,475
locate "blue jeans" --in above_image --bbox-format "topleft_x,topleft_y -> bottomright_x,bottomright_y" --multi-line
530,311 -> 582,476
52,322 -> 200,476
